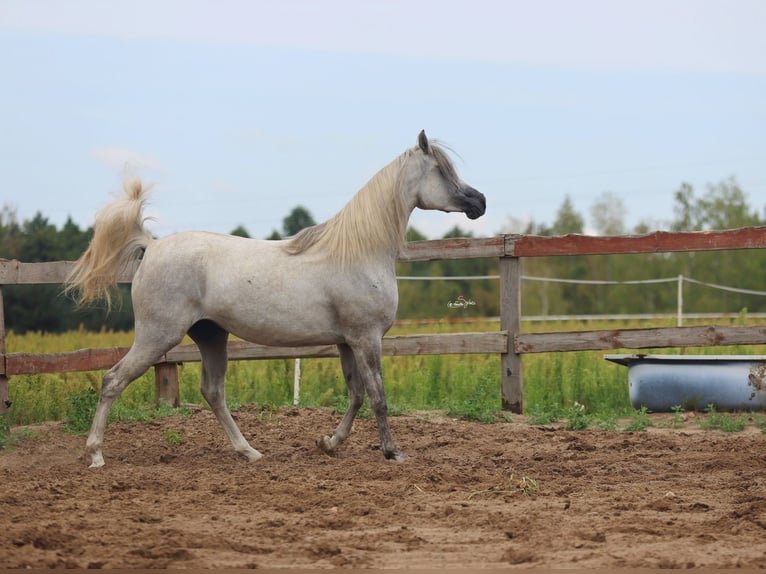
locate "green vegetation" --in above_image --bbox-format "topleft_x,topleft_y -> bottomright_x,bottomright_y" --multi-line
64,387 -> 98,432
5,317 -> 766,434
60,384 -> 189,435
163,428 -> 184,445
0,425 -> 35,451
444,373 -> 508,423
563,403 -> 590,430
700,404 -> 747,432
668,405 -> 688,429
623,406 -> 652,432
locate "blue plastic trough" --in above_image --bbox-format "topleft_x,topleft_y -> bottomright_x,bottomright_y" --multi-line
604,354 -> 766,412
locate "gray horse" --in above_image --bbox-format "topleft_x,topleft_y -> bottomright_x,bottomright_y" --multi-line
66,130 -> 486,467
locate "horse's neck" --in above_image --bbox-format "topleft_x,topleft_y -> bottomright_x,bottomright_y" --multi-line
334,157 -> 412,263
282,152 -> 414,267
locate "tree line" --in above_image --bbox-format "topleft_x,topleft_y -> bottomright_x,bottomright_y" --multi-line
1,177 -> 764,333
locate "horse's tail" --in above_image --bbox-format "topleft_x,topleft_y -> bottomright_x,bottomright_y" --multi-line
65,178 -> 154,310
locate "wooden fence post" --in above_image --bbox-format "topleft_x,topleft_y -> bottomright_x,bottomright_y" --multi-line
154,362 -> 180,407
500,256 -> 523,412
0,287 -> 8,416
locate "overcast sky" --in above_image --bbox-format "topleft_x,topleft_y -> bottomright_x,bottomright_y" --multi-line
2,0 -> 765,239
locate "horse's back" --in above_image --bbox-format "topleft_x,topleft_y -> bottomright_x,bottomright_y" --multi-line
135,230 -> 297,301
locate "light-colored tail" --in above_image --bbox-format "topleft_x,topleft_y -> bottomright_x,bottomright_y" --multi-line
65,178 -> 153,310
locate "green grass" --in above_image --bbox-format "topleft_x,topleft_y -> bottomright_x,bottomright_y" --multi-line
700,404 -> 747,432
0,425 -> 36,451
163,428 -> 184,445
445,373 -> 508,423
62,386 -> 190,434
624,406 -> 652,431
5,317 -> 766,428
670,405 -> 686,429
64,386 -> 99,432
563,403 -> 590,430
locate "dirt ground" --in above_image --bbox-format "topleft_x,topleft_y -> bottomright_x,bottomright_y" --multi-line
2,406 -> 766,569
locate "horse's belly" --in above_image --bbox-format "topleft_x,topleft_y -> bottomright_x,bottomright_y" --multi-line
205,280 -> 397,347
204,288 -> 346,346
225,314 -> 346,347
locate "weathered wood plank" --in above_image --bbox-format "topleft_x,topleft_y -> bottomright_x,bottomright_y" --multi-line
167,332 -> 509,362
384,331 -> 507,355
0,259 -> 138,285
399,237 -> 506,262
507,226 -> 766,258
0,287 -> 5,378
3,332 -> 508,376
6,347 -> 131,375
154,363 -> 180,407
499,257 -> 522,412
164,341 -> 340,362
0,260 -> 73,285
4,227 -> 766,284
0,375 -> 7,413
0,287 -> 6,410
2,238 -> 504,283
515,325 -> 766,354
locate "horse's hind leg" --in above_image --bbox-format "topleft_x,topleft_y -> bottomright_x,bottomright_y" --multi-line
188,320 -> 262,462
87,345 -> 167,468
318,343 -> 365,454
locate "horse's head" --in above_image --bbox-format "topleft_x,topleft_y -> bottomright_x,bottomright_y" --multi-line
404,130 -> 486,220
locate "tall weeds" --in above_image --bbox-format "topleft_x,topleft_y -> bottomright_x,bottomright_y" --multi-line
6,318 -> 766,425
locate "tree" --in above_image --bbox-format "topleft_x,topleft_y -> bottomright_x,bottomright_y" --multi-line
671,178 -> 758,232
405,226 -> 426,242
698,177 -> 760,230
230,225 -> 250,238
442,225 -> 473,239
59,217 -> 92,260
282,206 -> 316,237
668,177 -> 765,314
0,204 -> 22,258
590,191 -> 625,236
20,212 -> 59,262
551,195 -> 584,235
672,182 -> 699,231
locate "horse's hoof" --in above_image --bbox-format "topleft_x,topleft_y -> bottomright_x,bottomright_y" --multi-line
386,450 -> 409,463
89,457 -> 105,469
317,435 -> 337,455
241,448 -> 263,462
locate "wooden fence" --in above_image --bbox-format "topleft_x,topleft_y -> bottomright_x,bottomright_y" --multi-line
2,226 -> 766,415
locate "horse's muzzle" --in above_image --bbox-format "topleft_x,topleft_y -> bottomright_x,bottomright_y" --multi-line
463,188 -> 486,220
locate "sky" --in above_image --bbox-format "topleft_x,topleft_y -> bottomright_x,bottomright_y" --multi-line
1,0 -> 765,240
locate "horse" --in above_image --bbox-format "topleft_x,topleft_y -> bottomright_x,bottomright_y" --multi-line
66,130 -> 486,468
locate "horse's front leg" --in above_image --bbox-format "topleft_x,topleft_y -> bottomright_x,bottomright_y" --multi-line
354,339 -> 408,462
318,343 -> 364,453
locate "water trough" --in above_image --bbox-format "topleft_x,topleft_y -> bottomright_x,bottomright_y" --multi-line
605,354 -> 766,412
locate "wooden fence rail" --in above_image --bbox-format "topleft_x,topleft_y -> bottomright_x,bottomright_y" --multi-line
2,226 -> 766,414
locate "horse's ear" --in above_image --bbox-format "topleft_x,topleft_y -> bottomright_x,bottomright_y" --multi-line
417,130 -> 431,154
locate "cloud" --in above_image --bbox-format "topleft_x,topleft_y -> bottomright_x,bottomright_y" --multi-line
90,146 -> 163,174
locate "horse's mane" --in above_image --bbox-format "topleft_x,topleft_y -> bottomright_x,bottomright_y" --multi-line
283,143 -> 457,266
